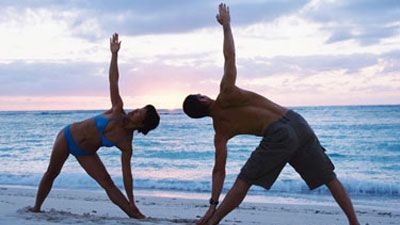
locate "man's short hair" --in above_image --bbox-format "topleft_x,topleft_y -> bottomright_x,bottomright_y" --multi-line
138,105 -> 160,135
182,94 -> 209,118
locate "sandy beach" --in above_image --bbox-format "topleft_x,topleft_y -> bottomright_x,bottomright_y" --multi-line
0,185 -> 398,225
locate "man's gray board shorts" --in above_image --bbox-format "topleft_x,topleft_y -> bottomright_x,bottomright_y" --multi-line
238,110 -> 336,190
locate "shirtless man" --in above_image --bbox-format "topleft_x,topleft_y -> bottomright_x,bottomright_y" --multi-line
182,4 -> 360,225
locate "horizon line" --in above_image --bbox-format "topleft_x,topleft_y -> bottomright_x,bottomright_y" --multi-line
1,103 -> 399,112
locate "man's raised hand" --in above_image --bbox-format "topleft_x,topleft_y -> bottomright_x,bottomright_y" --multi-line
216,3 -> 230,26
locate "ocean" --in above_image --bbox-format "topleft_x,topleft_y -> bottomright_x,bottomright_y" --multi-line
0,105 -> 399,201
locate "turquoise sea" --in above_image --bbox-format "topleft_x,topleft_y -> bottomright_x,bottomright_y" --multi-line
0,105 -> 399,201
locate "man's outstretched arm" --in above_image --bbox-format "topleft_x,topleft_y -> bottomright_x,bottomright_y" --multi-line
217,3 -> 237,92
196,134 -> 227,225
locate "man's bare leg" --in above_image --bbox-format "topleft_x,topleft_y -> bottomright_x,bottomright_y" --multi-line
327,178 -> 360,225
208,178 -> 251,225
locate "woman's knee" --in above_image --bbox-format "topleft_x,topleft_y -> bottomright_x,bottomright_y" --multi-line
99,175 -> 115,190
44,169 -> 60,180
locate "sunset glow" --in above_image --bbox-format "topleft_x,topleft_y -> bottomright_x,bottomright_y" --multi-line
0,0 -> 399,110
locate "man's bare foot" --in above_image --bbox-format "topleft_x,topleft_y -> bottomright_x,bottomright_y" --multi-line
27,207 -> 41,213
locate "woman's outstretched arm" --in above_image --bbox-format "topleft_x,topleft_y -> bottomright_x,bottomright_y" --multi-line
119,139 -> 145,219
109,33 -> 124,112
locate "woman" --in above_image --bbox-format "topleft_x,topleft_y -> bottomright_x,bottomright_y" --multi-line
29,33 -> 160,219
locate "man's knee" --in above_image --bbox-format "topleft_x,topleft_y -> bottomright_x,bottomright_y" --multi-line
234,178 -> 252,193
326,177 -> 340,189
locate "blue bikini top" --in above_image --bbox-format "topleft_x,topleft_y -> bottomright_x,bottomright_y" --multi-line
95,114 -> 117,147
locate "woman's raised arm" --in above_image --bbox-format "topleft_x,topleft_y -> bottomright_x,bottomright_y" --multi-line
109,33 -> 123,112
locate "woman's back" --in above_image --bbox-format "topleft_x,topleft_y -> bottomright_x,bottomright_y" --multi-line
68,111 -> 129,154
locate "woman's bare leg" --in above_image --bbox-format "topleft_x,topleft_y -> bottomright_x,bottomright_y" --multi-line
31,131 -> 69,212
76,154 -> 141,218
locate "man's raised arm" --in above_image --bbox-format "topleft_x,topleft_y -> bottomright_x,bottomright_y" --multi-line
217,3 -> 237,92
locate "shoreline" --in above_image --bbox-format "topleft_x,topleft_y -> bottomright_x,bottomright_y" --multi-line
1,184 -> 399,225
2,183 -> 399,208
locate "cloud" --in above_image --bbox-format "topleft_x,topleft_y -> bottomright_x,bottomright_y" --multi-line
0,0 -> 309,38
324,23 -> 399,46
238,53 -> 380,77
0,59 -> 219,98
1,0 -> 397,45
381,50 -> 400,74
304,0 -> 400,45
0,1 -> 399,109
1,49 -> 396,97
0,61 -> 107,96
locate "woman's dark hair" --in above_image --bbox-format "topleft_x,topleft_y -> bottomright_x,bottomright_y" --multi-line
182,94 -> 209,118
137,105 -> 160,135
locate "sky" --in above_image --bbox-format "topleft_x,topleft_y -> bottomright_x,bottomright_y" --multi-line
0,0 -> 399,110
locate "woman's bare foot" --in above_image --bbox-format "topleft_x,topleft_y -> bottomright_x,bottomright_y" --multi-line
131,211 -> 146,219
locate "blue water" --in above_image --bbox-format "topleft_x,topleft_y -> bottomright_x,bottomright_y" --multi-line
0,105 -> 399,199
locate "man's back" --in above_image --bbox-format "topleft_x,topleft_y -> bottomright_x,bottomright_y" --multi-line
212,86 -> 287,138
